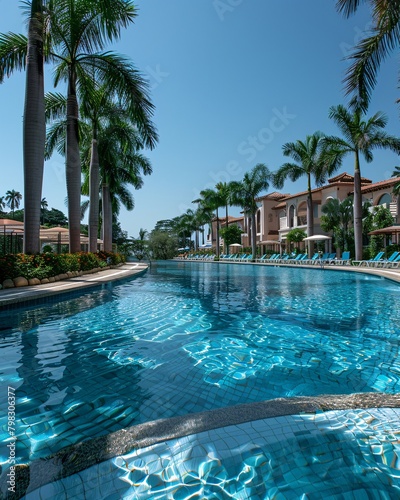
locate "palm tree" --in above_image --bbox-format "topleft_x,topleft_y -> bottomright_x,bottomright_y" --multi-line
0,197 -> 6,213
5,190 -> 23,218
273,132 -> 341,244
1,1 -> 150,253
94,122 -> 152,252
215,181 -> 236,253
231,163 -> 271,260
336,0 -> 400,110
40,197 -> 48,224
321,197 -> 354,253
46,86 -> 157,253
193,188 -> 224,258
325,104 -> 400,259
393,166 -> 400,195
0,1 -> 47,252
52,1 -> 145,252
79,78 -> 157,252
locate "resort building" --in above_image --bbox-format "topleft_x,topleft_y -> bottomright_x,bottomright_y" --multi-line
215,173 -> 400,254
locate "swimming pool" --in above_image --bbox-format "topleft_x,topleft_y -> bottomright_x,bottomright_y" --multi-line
1,261 -> 400,495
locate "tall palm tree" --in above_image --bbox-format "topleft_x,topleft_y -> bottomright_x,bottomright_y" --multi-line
215,181 -> 237,253
5,190 -> 23,218
193,188 -> 224,258
0,0 -> 47,253
231,163 -> 271,260
321,197 -> 354,253
1,1 -> 150,253
336,0 -> 400,110
92,120 -> 152,252
273,132 -> 341,242
79,78 -> 157,252
325,104 -> 400,259
46,85 -> 157,252
0,197 -> 6,213
48,0 -> 150,252
40,197 -> 48,224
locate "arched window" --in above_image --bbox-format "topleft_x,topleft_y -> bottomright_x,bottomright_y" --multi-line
297,202 -> 307,226
377,193 -> 391,207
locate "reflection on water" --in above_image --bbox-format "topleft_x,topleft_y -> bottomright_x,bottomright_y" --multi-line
0,261 -> 399,466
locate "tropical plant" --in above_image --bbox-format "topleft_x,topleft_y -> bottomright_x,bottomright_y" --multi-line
230,163 -> 271,260
285,228 -> 307,253
40,197 -> 48,224
0,197 -> 6,212
336,0 -> 400,110
321,197 -> 354,253
47,87 -> 156,252
148,230 -> 177,260
5,190 -> 23,218
393,166 -> 400,195
215,181 -> 238,253
273,132 -> 341,242
325,104 -> 400,260
193,188 -> 223,258
0,1 -> 144,253
219,224 -> 243,249
364,205 -> 394,257
0,0 -> 47,252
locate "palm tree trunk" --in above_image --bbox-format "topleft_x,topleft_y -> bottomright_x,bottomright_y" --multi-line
353,151 -> 363,260
66,78 -> 82,253
102,183 -> 113,251
306,174 -> 314,257
23,1 -> 45,254
88,139 -> 99,253
215,209 -> 220,259
225,203 -> 229,254
251,212 -> 257,259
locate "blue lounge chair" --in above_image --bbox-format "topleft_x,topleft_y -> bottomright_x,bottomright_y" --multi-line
302,253 -> 319,265
353,251 -> 385,267
387,253 -> 400,268
375,251 -> 399,268
333,251 -> 351,265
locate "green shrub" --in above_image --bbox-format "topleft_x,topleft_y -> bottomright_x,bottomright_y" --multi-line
0,251 -> 125,282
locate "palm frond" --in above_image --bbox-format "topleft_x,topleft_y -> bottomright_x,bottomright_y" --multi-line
0,33 -> 28,82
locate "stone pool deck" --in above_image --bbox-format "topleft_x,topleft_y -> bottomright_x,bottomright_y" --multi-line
0,262 -> 149,309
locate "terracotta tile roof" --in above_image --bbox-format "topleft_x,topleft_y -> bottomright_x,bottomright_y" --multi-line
361,177 -> 400,194
256,191 -> 288,202
272,201 -> 287,209
328,171 -> 372,184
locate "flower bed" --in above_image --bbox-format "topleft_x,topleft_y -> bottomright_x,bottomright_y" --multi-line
0,251 -> 126,285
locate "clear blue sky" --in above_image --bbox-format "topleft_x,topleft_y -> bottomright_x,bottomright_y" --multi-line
0,1 -> 398,238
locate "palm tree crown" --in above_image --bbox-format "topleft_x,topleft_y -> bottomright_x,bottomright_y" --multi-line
231,163 -> 271,260
336,0 -> 400,109
273,132 -> 341,242
325,104 -> 400,259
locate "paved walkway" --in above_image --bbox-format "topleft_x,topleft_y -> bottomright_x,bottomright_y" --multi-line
0,262 -> 149,308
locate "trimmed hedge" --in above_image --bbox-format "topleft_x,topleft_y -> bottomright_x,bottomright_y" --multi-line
0,251 -> 126,283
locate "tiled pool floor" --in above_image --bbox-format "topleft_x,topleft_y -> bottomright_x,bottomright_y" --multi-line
15,406 -> 400,499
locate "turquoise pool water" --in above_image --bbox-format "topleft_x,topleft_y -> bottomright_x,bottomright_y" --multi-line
0,261 -> 400,474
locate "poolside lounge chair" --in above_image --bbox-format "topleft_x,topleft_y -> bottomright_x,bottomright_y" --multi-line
286,253 -> 306,264
256,254 -> 267,262
332,251 -> 351,265
374,251 -> 399,268
353,251 -> 385,267
301,253 -> 319,265
387,253 -> 400,268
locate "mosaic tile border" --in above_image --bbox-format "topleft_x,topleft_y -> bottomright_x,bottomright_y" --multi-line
2,392 -> 399,499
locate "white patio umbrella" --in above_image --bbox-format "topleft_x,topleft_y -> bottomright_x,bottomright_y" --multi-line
303,235 -> 332,255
